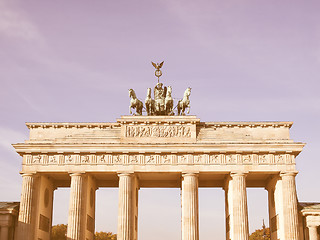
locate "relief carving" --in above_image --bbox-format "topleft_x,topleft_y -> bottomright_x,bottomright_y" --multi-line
146,155 -> 155,164
210,155 -> 220,164
26,153 -> 294,167
259,155 -> 268,164
33,155 -> 41,163
113,155 -> 122,164
162,155 -> 170,164
194,155 -> 202,164
99,155 -> 106,163
66,155 -> 74,163
81,155 -> 90,163
275,155 -> 284,164
49,155 -> 57,163
226,155 -> 236,164
125,125 -> 191,138
243,155 -> 252,164
179,155 -> 187,164
130,155 -> 138,163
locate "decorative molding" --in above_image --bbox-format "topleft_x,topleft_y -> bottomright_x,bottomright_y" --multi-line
26,122 -> 120,129
27,153 -> 296,166
25,121 -> 293,129
203,122 -> 293,129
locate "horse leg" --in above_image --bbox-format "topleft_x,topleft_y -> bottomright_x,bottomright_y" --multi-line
138,102 -> 143,115
182,105 -> 186,115
151,101 -> 155,115
129,105 -> 132,114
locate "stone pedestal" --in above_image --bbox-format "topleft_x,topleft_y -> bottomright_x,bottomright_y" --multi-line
67,173 -> 83,240
181,173 -> 199,240
281,172 -> 300,240
17,173 -> 34,240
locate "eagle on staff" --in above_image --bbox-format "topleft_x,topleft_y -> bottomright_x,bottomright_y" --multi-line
152,61 -> 164,83
151,61 -> 164,70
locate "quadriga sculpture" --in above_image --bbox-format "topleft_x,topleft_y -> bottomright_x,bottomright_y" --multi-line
177,87 -> 191,115
128,89 -> 143,115
145,88 -> 155,115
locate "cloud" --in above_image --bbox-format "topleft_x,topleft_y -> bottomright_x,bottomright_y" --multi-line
0,0 -> 43,42
0,126 -> 27,153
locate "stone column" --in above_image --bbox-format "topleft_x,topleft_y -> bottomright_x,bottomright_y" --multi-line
17,173 -> 34,240
308,226 -> 319,240
0,226 -> 9,240
231,172 -> 249,240
280,172 -> 300,240
118,173 -> 134,240
67,173 -> 83,240
181,173 -> 199,240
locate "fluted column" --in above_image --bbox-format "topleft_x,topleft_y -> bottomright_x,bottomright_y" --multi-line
67,173 -> 83,240
0,226 -> 9,240
281,172 -> 300,240
17,173 -> 34,240
231,172 -> 249,240
181,173 -> 199,240
118,173 -> 133,240
308,226 -> 319,240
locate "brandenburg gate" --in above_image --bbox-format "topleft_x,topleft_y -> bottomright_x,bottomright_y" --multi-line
13,63 -> 305,240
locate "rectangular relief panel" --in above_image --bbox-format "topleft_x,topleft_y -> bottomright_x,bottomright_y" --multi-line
119,116 -> 199,143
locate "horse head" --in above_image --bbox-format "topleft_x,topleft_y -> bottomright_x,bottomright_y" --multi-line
146,88 -> 152,97
184,87 -> 191,97
129,89 -> 136,98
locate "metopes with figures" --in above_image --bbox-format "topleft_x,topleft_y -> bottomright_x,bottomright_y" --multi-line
129,61 -> 191,116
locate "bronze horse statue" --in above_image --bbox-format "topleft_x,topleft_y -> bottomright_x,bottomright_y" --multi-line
177,87 -> 191,115
145,88 -> 155,115
129,89 -> 143,115
165,86 -> 173,115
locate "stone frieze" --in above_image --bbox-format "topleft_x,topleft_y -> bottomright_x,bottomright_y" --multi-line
25,153 -> 295,166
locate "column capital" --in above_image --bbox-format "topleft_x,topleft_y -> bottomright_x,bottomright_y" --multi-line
230,171 -> 248,177
280,171 -> 298,177
68,172 -> 85,177
182,172 -> 199,177
307,224 -> 319,228
20,172 -> 36,177
117,172 -> 134,177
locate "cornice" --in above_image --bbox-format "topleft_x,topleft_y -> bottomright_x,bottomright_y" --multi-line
25,120 -> 293,129
201,121 -> 293,129
12,142 -> 305,155
26,122 -> 121,129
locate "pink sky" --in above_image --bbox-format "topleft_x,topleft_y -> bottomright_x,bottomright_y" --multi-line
0,0 -> 320,239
